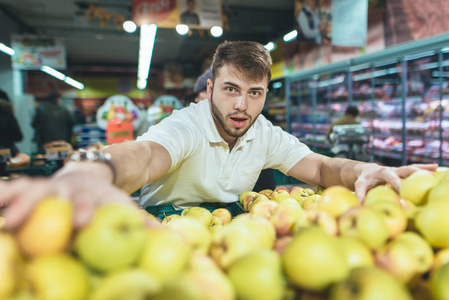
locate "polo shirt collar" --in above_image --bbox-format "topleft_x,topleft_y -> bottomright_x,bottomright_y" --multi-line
199,99 -> 256,146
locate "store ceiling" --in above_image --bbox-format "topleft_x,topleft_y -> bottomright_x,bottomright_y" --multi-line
0,0 -> 295,77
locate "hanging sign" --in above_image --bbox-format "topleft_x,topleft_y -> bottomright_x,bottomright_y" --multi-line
96,95 -> 142,130
331,0 -> 368,47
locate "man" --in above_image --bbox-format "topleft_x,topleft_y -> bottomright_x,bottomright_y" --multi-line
326,105 -> 360,143
32,92 -> 76,154
180,0 -> 200,25
193,67 -> 211,103
0,41 -> 436,229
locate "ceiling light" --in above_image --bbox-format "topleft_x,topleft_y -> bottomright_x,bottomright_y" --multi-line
176,24 -> 189,35
0,43 -> 15,56
210,26 -> 223,38
40,66 -> 85,90
272,81 -> 283,89
137,24 -> 157,90
264,42 -> 276,52
283,30 -> 298,42
123,20 -> 137,33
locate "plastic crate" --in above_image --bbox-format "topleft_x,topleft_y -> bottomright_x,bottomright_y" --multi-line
145,201 -> 246,221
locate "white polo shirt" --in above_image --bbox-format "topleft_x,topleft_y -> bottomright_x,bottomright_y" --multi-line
136,100 -> 313,208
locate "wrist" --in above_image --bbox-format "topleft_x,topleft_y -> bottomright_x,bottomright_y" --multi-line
68,151 -> 116,184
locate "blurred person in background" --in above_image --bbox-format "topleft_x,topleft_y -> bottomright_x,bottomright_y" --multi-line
326,105 -> 360,143
32,92 -> 76,154
0,89 -> 23,157
181,0 -> 200,25
296,0 -> 323,44
193,67 -> 212,103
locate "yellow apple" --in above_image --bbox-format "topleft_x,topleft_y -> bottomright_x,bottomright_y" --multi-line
0,233 -> 22,299
427,181 -> 449,204
228,249 -> 286,300
375,241 -> 419,283
302,194 -> 322,210
270,189 -> 291,203
432,248 -> 449,274
74,202 -> 147,273
17,197 -> 73,257
139,228 -> 191,285
270,201 -> 305,236
283,226 -> 349,291
161,213 -> 181,225
336,236 -> 374,269
247,194 -> 270,212
250,200 -> 278,220
431,263 -> 449,300
393,231 -> 434,274
27,253 -> 89,300
399,170 -> 438,205
166,216 -> 211,254
181,207 -> 213,228
258,189 -> 273,198
316,185 -> 359,218
369,201 -> 407,239
415,200 -> 449,248
364,185 -> 400,206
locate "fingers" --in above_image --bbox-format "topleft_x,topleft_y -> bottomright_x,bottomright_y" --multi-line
73,191 -> 96,229
2,177 -> 55,229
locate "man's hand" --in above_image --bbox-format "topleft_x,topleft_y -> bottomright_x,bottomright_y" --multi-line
0,173 -> 137,230
354,163 -> 439,202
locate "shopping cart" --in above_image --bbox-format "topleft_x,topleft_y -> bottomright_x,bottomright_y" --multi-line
329,124 -> 372,162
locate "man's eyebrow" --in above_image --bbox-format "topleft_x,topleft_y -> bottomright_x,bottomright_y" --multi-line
223,81 -> 241,88
222,81 -> 266,91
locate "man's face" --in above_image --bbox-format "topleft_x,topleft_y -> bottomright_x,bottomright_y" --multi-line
187,0 -> 196,12
207,65 -> 268,145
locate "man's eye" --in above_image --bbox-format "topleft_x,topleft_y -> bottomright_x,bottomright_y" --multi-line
251,91 -> 261,96
226,87 -> 236,93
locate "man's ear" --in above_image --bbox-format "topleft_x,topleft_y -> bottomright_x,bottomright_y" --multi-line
206,78 -> 213,99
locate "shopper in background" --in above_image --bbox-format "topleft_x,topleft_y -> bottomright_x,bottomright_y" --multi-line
180,0 -> 200,25
0,89 -> 23,157
193,67 -> 212,103
0,41 -> 437,229
326,105 -> 360,143
32,92 -> 76,154
296,0 -> 323,44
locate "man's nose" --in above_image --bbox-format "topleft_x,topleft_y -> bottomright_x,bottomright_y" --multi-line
234,94 -> 248,111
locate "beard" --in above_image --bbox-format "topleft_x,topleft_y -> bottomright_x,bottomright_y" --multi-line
210,91 -> 254,138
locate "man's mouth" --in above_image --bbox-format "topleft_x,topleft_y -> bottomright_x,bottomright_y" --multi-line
230,116 -> 248,127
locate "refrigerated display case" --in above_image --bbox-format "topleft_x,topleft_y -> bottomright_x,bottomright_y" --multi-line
285,33 -> 449,166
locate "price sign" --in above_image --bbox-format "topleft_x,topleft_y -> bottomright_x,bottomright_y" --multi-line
45,146 -> 70,161
0,149 -> 11,163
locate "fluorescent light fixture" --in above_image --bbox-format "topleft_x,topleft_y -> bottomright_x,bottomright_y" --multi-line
41,66 -> 66,80
123,21 -> 137,33
64,76 -> 85,90
40,65 -> 84,90
264,42 -> 276,52
283,30 -> 298,42
272,81 -> 283,89
0,43 -> 15,56
137,78 -> 147,90
137,24 -> 157,89
176,24 -> 189,35
210,26 -> 223,38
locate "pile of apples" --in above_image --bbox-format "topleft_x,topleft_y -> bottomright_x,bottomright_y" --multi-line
1,168 -> 449,299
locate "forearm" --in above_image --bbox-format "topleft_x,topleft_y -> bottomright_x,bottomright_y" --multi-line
55,141 -> 152,194
320,157 -> 374,190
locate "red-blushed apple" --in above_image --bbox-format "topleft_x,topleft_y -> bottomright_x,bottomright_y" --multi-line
250,200 -> 279,220
247,194 -> 270,212
295,209 -> 338,237
282,226 -> 349,291
375,240 -> 419,284
211,208 -> 232,225
242,191 -> 259,211
166,216 -> 211,254
316,185 -> 359,218
364,185 -> 400,206
369,201 -> 407,239
258,189 -> 273,198
270,189 -> 291,203
302,194 -> 322,210
290,187 -> 307,206
273,235 -> 293,255
270,201 -> 305,236
338,206 -> 389,249
239,190 -> 253,206
273,186 -> 290,193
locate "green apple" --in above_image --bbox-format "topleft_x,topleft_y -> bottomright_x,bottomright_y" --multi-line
400,170 -> 438,205
0,233 -> 22,299
431,263 -> 449,300
369,201 -> 407,239
228,249 -> 286,300
166,216 -> 211,254
339,206 -> 389,249
181,207 -> 213,228
282,226 -> 349,291
415,200 -> 449,248
336,236 -> 374,269
329,267 -> 412,300
392,231 -> 434,274
74,203 -> 147,273
375,241 -> 419,283
90,268 -> 160,300
27,253 -> 89,300
364,185 -> 400,206
161,213 -> 181,225
211,208 -> 232,225
316,185 -> 360,218
139,228 -> 191,285
269,201 -> 305,236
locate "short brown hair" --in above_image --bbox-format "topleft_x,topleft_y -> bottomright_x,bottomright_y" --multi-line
211,41 -> 272,85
